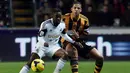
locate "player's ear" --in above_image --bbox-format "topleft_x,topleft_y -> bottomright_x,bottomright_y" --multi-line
71,7 -> 73,12
80,8 -> 82,12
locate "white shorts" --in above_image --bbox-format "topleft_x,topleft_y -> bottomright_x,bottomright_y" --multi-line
32,42 -> 61,58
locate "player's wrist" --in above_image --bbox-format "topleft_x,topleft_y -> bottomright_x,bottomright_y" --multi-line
71,40 -> 75,44
44,42 -> 49,47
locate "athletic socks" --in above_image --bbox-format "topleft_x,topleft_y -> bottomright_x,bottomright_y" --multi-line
19,65 -> 30,73
70,60 -> 78,73
94,60 -> 103,73
53,58 -> 66,73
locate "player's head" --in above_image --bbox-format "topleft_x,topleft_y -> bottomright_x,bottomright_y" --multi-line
71,1 -> 82,17
52,8 -> 62,26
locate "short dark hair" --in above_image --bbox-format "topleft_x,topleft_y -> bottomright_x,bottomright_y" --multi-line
50,8 -> 62,18
72,1 -> 81,7
53,8 -> 62,14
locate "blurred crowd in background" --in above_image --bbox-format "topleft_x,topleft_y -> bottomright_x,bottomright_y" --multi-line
0,0 -> 130,28
37,0 -> 130,27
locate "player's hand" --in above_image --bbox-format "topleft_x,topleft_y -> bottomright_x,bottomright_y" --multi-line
73,41 -> 84,48
75,38 -> 82,42
44,42 -> 49,47
72,30 -> 79,38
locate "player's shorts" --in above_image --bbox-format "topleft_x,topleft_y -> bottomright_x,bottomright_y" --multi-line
77,44 -> 93,59
32,42 -> 61,59
63,40 -> 94,59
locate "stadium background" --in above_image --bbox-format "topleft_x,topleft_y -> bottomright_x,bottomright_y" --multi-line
0,0 -> 130,73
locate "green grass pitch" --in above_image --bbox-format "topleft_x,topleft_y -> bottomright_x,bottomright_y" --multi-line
0,61 -> 130,73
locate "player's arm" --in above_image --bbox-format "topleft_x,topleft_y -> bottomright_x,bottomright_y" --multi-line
72,30 -> 80,38
61,29 -> 75,43
76,22 -> 89,42
37,22 -> 48,47
38,21 -> 47,36
82,19 -> 90,36
83,26 -> 89,35
76,19 -> 89,42
61,29 -> 83,48
38,22 -> 46,42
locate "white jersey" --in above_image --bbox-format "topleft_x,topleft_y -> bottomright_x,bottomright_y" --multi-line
39,18 -> 65,45
33,18 -> 75,58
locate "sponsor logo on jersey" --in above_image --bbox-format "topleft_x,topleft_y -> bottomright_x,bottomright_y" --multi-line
48,35 -> 60,38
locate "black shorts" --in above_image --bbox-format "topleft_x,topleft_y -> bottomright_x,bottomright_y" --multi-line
77,44 -> 93,59
63,40 -> 94,59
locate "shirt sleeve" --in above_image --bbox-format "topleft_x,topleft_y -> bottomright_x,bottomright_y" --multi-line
83,19 -> 90,34
61,33 -> 75,43
39,21 -> 46,31
38,21 -> 47,37
60,22 -> 75,43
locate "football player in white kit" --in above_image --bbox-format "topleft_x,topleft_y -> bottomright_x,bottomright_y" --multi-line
19,8 -> 83,73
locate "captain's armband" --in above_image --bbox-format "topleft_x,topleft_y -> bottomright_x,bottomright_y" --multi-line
61,29 -> 66,34
38,29 -> 47,37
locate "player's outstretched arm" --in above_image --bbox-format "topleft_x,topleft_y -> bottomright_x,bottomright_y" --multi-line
61,29 -> 83,48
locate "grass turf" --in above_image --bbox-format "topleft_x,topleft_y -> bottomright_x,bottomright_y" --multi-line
0,61 -> 130,73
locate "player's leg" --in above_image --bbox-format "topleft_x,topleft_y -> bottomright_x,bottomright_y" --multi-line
19,53 -> 40,73
53,40 -> 78,73
77,44 -> 104,73
66,43 -> 79,73
88,48 -> 104,73
19,42 -> 45,73
53,48 -> 68,73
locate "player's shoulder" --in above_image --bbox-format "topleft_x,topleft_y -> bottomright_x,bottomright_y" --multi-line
40,19 -> 52,28
64,13 -> 71,16
80,14 -> 89,21
41,19 -> 51,25
60,20 -> 65,27
43,19 -> 51,24
63,13 -> 71,18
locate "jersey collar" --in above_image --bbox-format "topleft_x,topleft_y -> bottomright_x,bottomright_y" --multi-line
50,18 -> 63,27
70,13 -> 81,21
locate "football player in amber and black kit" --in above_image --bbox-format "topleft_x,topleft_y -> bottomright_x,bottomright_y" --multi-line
54,1 -> 104,73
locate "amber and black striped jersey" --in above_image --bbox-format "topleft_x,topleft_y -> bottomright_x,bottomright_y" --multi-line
63,13 -> 89,35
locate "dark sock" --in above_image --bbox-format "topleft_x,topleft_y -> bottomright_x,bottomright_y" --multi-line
94,60 -> 103,73
70,60 -> 78,73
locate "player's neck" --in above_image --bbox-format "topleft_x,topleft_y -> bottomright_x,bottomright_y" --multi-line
52,19 -> 59,27
71,13 -> 79,21
53,22 -> 59,27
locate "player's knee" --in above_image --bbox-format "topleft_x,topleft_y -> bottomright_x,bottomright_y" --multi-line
66,47 -> 73,53
66,48 -> 78,57
71,48 -> 78,54
97,55 -> 104,61
66,44 -> 75,52
61,51 -> 68,60
96,55 -> 104,66
56,50 -> 67,58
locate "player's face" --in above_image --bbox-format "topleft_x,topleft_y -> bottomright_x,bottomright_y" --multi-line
71,4 -> 82,16
53,12 -> 62,25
